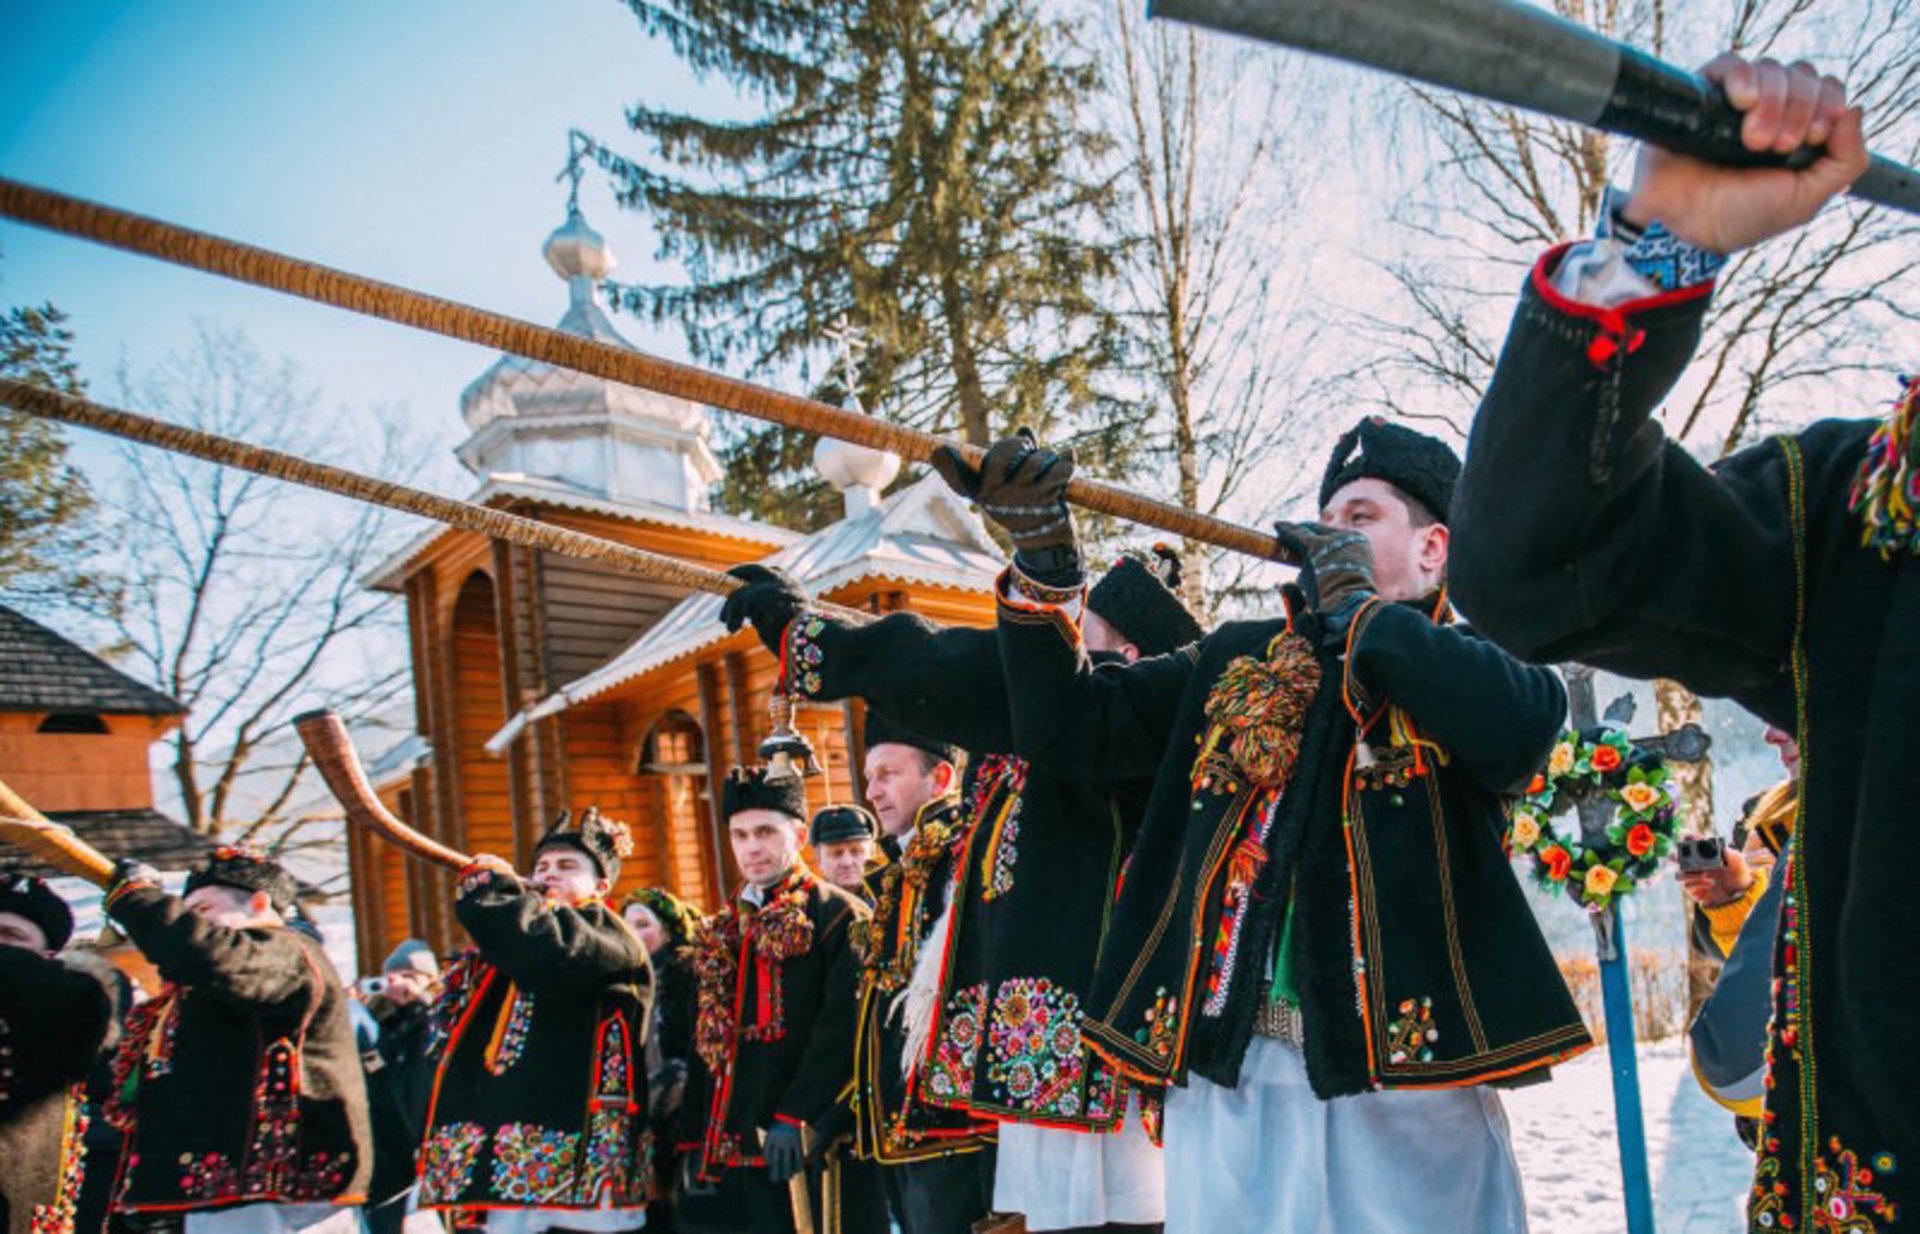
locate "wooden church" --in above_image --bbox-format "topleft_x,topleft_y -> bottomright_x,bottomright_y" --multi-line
347,207 -> 1000,968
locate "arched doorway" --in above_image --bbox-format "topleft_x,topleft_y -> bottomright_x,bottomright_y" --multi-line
637,709 -> 725,908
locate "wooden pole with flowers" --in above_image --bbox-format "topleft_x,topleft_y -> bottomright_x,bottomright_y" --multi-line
1506,665 -> 1711,1234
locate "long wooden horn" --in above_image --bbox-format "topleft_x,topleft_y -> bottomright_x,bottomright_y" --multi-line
0,378 -> 868,620
0,776 -> 116,887
0,177 -> 1284,563
295,709 -> 473,871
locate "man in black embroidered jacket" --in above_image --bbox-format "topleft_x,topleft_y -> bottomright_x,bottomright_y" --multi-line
417,808 -> 652,1233
0,873 -> 117,1234
836,714 -> 996,1234
681,768 -> 872,1234
102,847 -> 372,1234
936,425 -> 1587,1232
720,549 -> 1204,1233
1446,53 -> 1903,1233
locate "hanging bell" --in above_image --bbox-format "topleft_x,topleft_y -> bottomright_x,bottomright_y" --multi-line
759,692 -> 825,779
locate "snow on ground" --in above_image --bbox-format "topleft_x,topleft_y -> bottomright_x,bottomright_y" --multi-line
1506,1038 -> 1756,1233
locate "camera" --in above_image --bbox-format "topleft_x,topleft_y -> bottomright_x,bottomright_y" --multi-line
1675,836 -> 1726,874
358,975 -> 391,998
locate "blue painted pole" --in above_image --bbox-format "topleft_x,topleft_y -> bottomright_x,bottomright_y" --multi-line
1596,900 -> 1656,1234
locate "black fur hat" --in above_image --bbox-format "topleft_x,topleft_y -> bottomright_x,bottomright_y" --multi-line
1088,545 -> 1204,656
863,710 -> 960,768
721,766 -> 809,824
0,871 -> 74,950
1318,416 -> 1462,523
185,845 -> 298,914
808,804 -> 878,847
534,807 -> 634,883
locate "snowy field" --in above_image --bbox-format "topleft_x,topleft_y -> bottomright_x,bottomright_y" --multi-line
1507,1039 -> 1756,1233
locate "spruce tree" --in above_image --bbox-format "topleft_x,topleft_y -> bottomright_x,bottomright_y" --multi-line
588,0 -> 1136,527
0,290 -> 97,602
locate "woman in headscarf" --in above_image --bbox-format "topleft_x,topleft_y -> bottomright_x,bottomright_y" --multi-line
622,887 -> 704,1232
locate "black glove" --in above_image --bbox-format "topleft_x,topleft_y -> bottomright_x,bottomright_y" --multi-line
930,429 -> 1080,580
719,564 -> 809,653
1272,521 -> 1376,641
763,1122 -> 806,1182
109,857 -> 162,895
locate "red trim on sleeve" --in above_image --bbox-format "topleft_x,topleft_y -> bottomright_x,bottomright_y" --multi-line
1530,242 -> 1717,370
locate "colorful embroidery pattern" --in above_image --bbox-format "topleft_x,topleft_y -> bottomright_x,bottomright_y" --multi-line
575,1108 -> 635,1205
865,809 -> 964,995
484,987 -> 535,1075
786,615 -> 828,696
924,983 -> 989,1102
418,1122 -> 487,1203
1807,1138 -> 1898,1232
489,1124 -> 580,1204
29,1087 -> 88,1234
985,978 -> 1086,1118
1203,794 -> 1279,1017
970,756 -> 1029,902
240,1038 -> 301,1194
1135,987 -> 1180,1062
1083,1055 -> 1121,1124
177,1153 -> 242,1200
694,875 -> 815,1071
1385,996 -> 1439,1065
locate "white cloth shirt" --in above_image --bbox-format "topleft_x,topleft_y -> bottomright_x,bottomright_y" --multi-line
1160,1037 -> 1527,1234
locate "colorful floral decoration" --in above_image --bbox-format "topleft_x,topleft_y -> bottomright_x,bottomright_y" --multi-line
1847,373 -> 1920,558
418,1122 -> 487,1203
483,987 -> 535,1075
1134,987 -> 1180,1062
29,1088 -> 88,1234
489,1124 -> 580,1204
924,983 -> 989,1102
970,756 -> 1029,902
1385,996 -> 1439,1066
985,978 -> 1086,1119
1506,724 -> 1680,912
784,615 -> 828,697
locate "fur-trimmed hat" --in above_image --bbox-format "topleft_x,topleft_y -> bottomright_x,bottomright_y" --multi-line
809,804 -> 878,847
185,845 -> 298,914
0,871 -> 74,951
863,711 -> 960,769
721,766 -> 809,823
1319,416 -> 1462,523
534,807 -> 634,883
1088,545 -> 1204,656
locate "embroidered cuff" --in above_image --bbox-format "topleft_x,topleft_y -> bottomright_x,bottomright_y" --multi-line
1602,186 -> 1728,291
781,612 -> 828,698
999,562 -> 1087,618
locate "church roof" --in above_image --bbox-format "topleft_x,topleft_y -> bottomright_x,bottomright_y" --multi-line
363,473 -> 800,591
483,472 -> 1002,752
0,808 -> 211,881
0,605 -> 185,716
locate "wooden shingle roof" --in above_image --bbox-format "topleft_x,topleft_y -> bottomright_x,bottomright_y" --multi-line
0,605 -> 185,716
1,808 -> 214,880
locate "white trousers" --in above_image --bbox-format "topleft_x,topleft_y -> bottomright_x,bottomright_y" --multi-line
1162,1037 -> 1528,1234
186,1206 -> 360,1234
993,1093 -> 1165,1230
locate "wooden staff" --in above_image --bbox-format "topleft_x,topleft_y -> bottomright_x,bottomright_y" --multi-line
295,710 -> 474,871
0,377 -> 869,620
0,177 -> 1283,563
0,776 -> 116,887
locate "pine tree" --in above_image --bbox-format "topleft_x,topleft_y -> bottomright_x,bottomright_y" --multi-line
0,293 -> 97,601
588,0 -> 1138,527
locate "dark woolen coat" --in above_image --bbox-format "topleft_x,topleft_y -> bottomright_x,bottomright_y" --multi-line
1451,247 -> 1917,1230
776,610 -> 1151,1130
996,587 -> 1590,1096
0,947 -> 117,1234
417,869 -> 651,1212
688,868 -> 865,1180
103,883 -> 373,1212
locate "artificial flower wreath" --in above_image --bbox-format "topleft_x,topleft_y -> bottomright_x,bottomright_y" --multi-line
1507,725 -> 1679,912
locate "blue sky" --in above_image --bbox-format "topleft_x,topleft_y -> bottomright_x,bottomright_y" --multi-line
2,1 -> 714,473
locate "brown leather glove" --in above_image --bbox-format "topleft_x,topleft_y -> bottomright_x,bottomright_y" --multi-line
1272,520 -> 1376,642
